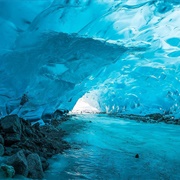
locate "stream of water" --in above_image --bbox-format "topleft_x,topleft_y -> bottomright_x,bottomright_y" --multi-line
45,114 -> 180,180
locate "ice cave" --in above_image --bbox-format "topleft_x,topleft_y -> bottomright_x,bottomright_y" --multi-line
0,0 -> 180,179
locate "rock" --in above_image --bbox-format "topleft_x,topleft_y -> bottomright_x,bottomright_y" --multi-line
24,128 -> 33,137
53,109 -> 68,120
0,164 -> 15,178
41,107 -> 54,123
4,133 -> 21,146
11,144 -> 19,149
22,149 -> 32,157
4,147 -> 14,156
20,94 -> 28,106
32,122 -> 40,130
43,119 -> 51,124
177,120 -> 180,125
41,113 -> 52,122
40,156 -> 49,171
17,140 -> 38,153
0,115 -> 21,134
6,150 -> 28,177
21,119 -> 31,131
54,109 -> 64,116
51,119 -> 61,127
4,147 -> 20,156
0,135 -> 4,145
0,114 -> 69,173
27,153 -> 44,179
0,144 -> 4,156
46,152 -> 53,158
146,113 -> 163,120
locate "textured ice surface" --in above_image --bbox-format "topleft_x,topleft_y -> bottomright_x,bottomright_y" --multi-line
0,0 -> 180,119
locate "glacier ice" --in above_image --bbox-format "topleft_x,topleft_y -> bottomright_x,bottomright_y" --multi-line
0,0 -> 180,119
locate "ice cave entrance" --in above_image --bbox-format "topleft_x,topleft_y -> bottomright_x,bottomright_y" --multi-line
71,97 -> 100,114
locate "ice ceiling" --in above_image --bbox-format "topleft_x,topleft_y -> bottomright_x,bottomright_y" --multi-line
0,0 -> 180,120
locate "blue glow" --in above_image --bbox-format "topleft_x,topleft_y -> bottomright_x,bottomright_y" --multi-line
0,0 -> 180,119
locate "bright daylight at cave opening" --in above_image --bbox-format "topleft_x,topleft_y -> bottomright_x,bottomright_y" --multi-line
71,97 -> 100,114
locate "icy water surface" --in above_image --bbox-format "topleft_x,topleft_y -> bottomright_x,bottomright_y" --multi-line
45,114 -> 180,180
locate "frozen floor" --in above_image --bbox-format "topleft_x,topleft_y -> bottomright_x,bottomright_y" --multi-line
45,114 -> 180,180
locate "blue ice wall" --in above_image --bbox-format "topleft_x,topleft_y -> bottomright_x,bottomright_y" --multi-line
0,0 -> 180,119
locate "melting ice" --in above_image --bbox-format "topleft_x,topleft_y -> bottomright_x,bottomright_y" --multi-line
0,0 -> 180,119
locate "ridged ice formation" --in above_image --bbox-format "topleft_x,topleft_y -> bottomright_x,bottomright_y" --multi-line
0,0 -> 180,119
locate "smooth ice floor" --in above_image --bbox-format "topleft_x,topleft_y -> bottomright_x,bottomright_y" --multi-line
45,114 -> 180,180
